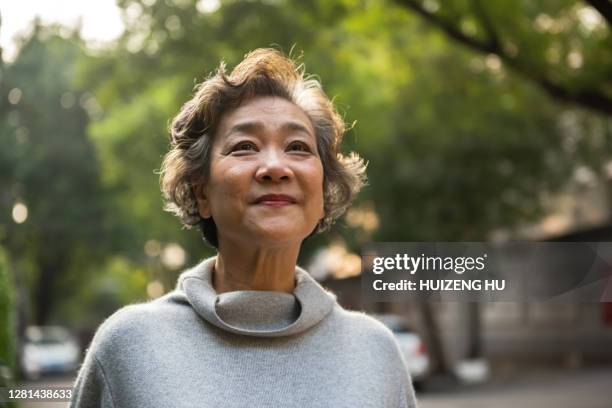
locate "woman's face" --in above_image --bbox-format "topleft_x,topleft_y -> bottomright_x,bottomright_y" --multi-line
196,96 -> 324,248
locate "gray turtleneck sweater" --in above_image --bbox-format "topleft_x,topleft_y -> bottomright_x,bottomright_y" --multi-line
70,257 -> 418,407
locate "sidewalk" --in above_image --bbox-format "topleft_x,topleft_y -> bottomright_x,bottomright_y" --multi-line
417,366 -> 612,408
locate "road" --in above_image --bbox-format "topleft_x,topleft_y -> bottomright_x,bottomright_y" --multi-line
418,366 -> 612,408
15,367 -> 612,407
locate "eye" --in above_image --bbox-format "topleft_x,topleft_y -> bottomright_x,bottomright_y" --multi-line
231,141 -> 257,152
287,141 -> 311,153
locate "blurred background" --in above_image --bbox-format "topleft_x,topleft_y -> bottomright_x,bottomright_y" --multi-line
1,0 -> 611,407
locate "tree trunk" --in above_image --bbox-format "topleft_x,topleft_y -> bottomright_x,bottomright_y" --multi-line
34,255 -> 64,325
466,302 -> 482,358
419,301 -> 450,374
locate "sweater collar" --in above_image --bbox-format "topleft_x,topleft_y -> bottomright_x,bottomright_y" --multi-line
176,256 -> 336,337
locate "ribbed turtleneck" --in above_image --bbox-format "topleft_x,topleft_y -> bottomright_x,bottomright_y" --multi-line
177,256 -> 336,337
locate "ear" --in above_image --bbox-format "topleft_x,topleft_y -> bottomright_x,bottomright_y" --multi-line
194,183 -> 212,219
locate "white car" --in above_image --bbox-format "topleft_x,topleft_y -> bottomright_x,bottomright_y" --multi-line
22,326 -> 80,379
372,314 -> 430,384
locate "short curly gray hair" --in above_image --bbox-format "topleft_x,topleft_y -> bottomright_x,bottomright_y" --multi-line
160,48 -> 367,248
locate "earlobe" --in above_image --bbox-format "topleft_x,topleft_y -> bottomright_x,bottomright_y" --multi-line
194,184 -> 212,219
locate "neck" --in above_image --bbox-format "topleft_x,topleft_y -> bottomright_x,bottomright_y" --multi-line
213,240 -> 301,294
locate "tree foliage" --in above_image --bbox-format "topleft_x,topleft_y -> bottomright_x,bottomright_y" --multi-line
0,25 -> 113,324
1,0 -> 611,328
77,0 -> 612,249
0,248 -> 16,373
395,0 -> 612,115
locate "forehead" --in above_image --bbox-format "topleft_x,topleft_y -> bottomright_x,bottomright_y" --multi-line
216,96 -> 315,137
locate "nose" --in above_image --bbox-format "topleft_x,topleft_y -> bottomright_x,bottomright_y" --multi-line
255,148 -> 293,183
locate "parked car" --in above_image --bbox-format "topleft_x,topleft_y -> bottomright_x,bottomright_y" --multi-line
371,314 -> 430,386
21,326 -> 80,379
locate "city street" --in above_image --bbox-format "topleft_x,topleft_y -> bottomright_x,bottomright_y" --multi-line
418,366 -> 612,408
15,366 -> 612,407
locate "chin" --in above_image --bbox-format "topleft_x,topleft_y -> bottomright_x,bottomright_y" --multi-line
248,224 -> 312,247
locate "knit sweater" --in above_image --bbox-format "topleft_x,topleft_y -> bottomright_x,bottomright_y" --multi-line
70,256 -> 418,408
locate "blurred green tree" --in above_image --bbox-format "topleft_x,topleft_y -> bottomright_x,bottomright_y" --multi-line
0,24 -> 114,325
0,248 -> 16,380
9,0 -> 604,372
395,0 -> 612,115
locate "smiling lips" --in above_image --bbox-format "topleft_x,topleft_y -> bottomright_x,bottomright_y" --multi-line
254,194 -> 297,207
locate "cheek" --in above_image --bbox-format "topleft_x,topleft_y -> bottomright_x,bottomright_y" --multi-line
208,164 -> 251,211
307,163 -> 325,215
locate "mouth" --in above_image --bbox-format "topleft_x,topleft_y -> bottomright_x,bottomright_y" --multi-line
254,194 -> 297,207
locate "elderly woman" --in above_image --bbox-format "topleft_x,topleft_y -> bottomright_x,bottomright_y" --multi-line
71,49 -> 418,408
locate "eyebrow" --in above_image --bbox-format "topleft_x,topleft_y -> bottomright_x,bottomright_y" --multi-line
224,120 -> 314,139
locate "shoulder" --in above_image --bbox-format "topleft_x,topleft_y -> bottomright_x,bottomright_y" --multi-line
331,305 -> 391,335
327,307 -> 417,404
86,291 -> 192,357
322,305 -> 411,387
329,305 -> 404,356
